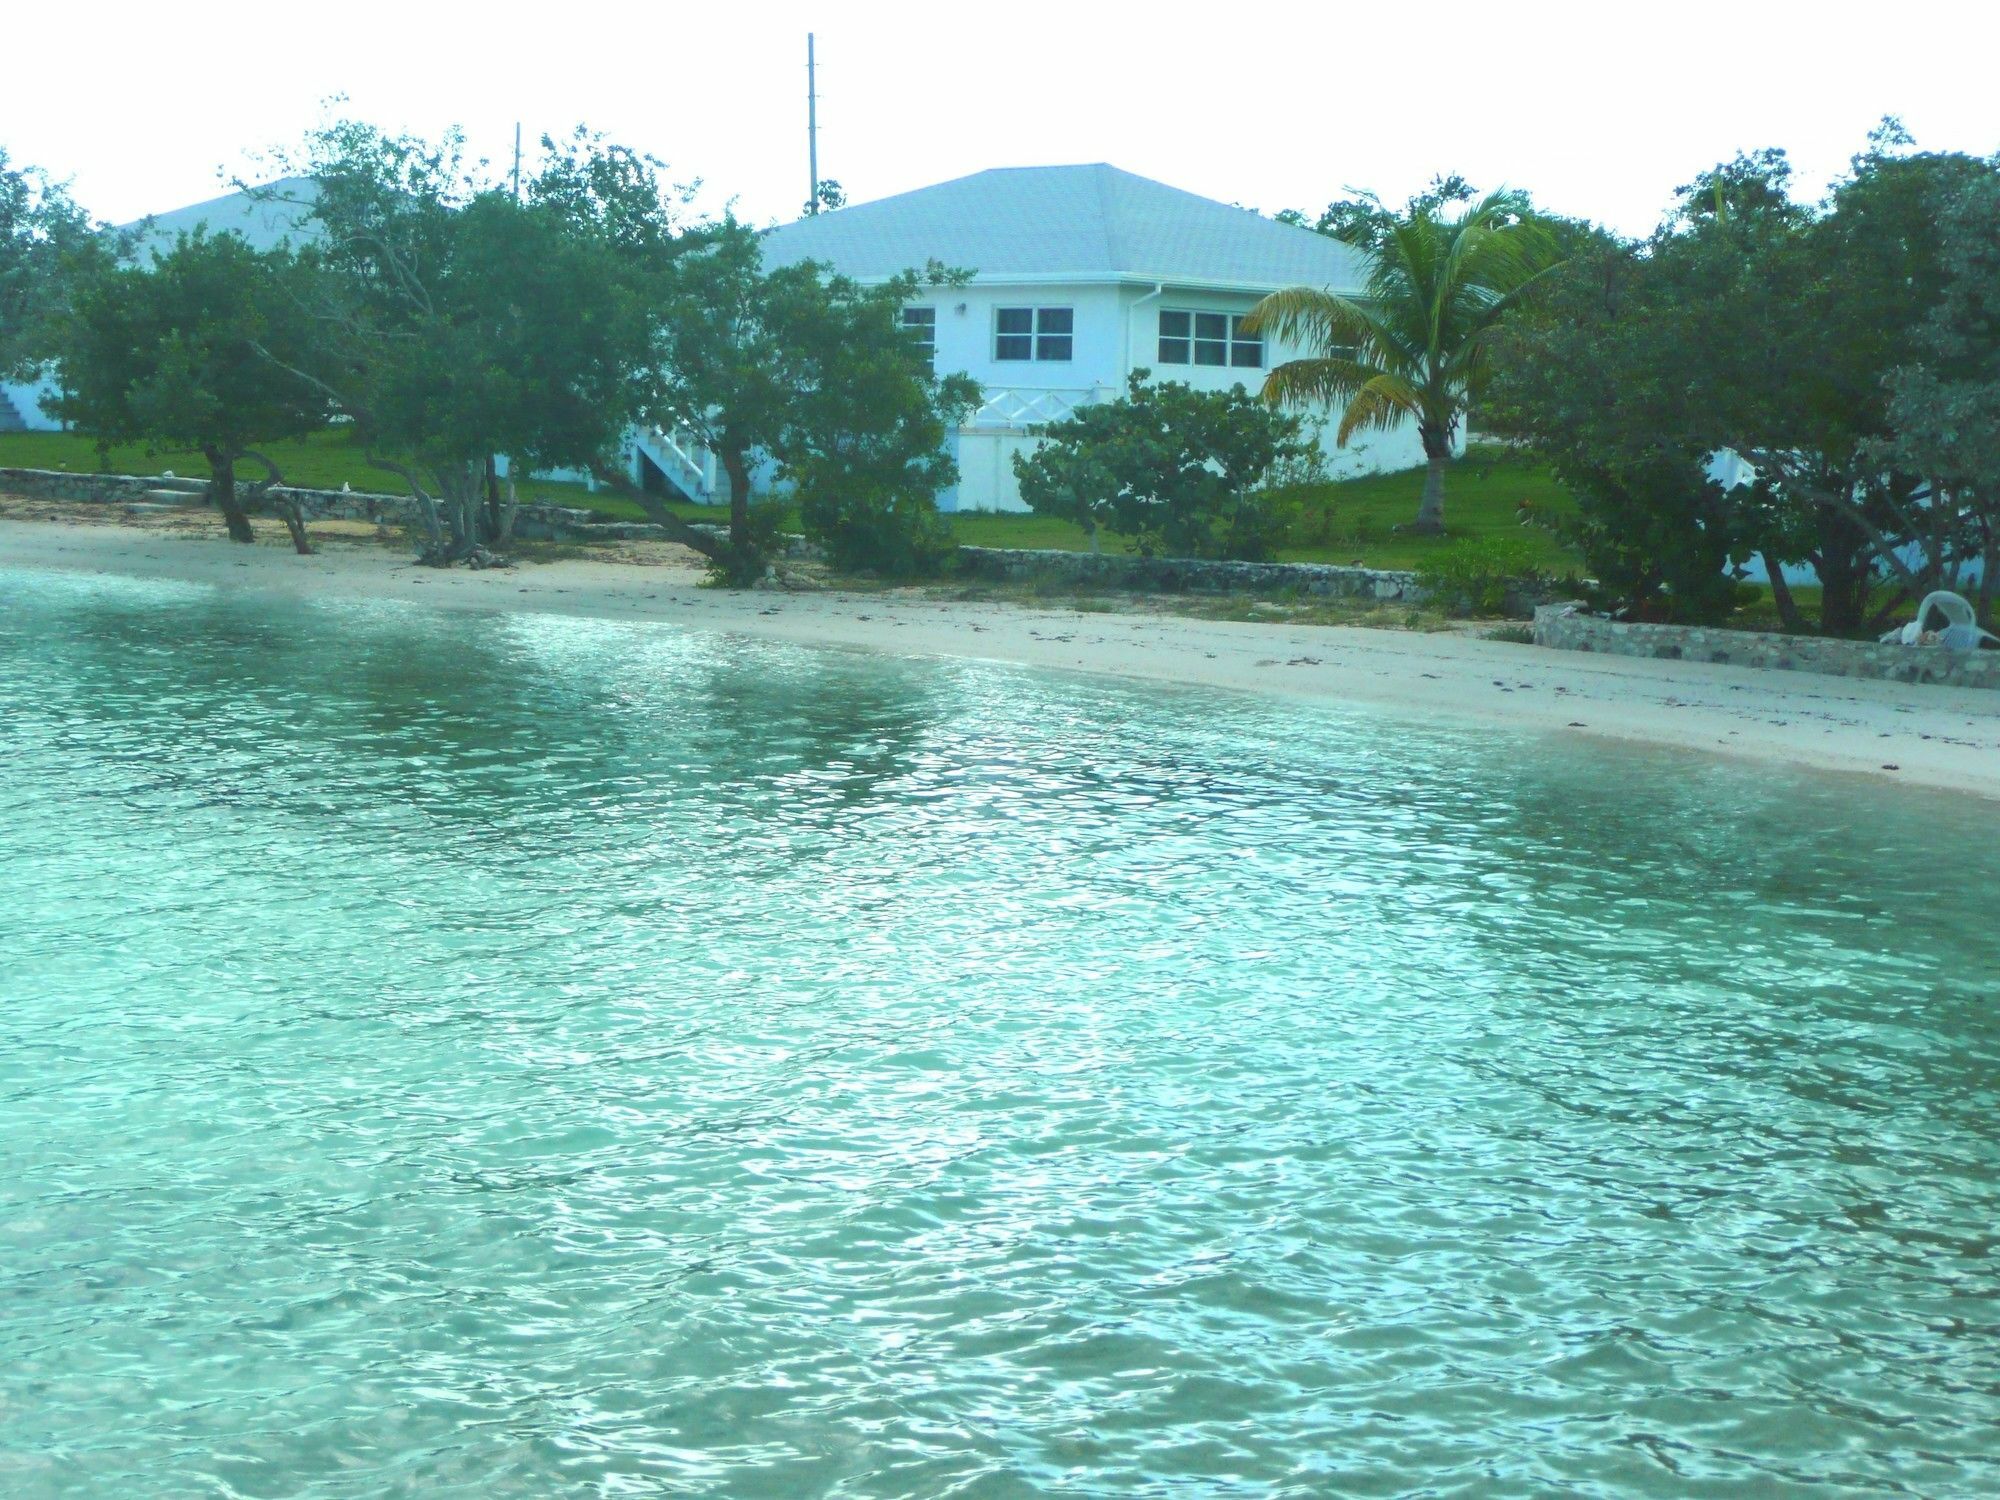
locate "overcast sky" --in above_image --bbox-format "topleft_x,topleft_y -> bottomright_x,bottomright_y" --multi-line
8,1 -> 1996,235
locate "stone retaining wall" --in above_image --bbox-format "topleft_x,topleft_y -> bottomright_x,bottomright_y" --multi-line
951,546 -> 1424,602
0,465 -> 598,530
0,466 -> 836,558
3,466 -> 1518,603
1534,602 -> 2000,691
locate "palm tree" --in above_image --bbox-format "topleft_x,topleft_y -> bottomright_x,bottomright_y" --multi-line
1247,190 -> 1559,533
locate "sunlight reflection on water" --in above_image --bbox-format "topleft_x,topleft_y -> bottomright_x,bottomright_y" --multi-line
2,566 -> 1997,1497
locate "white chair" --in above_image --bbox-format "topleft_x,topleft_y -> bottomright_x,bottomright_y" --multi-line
1880,590 -> 1999,650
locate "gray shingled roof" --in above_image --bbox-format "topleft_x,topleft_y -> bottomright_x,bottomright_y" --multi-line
121,179 -> 319,261
760,163 -> 1368,292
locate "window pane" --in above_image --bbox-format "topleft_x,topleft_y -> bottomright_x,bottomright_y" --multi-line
1229,341 -> 1263,368
902,307 -> 935,327
1159,310 -> 1190,337
1193,340 -> 1227,366
1194,312 -> 1227,340
1036,335 -> 1073,361
996,307 -> 1032,334
1037,307 -> 1074,334
1158,337 -> 1191,364
996,334 -> 1033,360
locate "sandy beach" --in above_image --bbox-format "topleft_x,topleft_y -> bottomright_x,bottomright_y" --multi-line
6,511 -> 1999,801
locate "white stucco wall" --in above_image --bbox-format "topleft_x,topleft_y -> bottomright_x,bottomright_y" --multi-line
917,280 -> 1126,402
924,277 -> 1433,513
1,374 -> 63,432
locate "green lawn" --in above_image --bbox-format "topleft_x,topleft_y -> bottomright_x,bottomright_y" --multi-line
948,444 -> 1582,574
2,431 -> 1583,575
0,430 -> 604,509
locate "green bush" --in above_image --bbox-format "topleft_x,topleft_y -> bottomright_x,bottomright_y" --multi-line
1012,371 -> 1319,561
795,469 -> 957,577
1413,535 -> 1549,616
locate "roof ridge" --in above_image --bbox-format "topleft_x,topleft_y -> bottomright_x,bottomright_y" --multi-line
1092,164 -> 1123,278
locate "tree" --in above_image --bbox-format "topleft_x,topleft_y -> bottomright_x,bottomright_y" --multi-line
1483,233 -> 1757,622
1012,371 -> 1318,560
1278,173 -> 1477,252
1,148 -> 116,382
641,219 -> 977,582
1882,170 -> 2000,626
1247,190 -> 1560,533
775,267 -> 977,575
255,121 -> 654,566
1488,133 -> 1998,632
1735,142 -> 1997,631
51,229 -> 331,549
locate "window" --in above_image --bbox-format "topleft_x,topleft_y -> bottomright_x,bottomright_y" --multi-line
995,306 -> 1073,361
1158,309 -> 1262,369
900,306 -> 936,359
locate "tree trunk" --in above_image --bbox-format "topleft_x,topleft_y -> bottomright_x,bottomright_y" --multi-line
238,448 -> 312,554
1815,510 -> 1875,637
484,455 -> 504,540
205,449 -> 254,544
495,470 -> 519,549
1410,427 -> 1450,534
716,445 -> 764,585
430,459 -> 488,565
724,448 -> 752,556
1978,524 -> 1997,632
622,477 -> 765,585
367,454 -> 445,557
275,498 -> 315,555
623,443 -> 765,587
1761,553 -> 1804,634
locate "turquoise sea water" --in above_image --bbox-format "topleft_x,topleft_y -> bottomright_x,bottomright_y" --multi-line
2,563 -> 1998,1498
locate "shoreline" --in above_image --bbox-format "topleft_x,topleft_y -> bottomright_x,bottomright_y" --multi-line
7,514 -> 2000,802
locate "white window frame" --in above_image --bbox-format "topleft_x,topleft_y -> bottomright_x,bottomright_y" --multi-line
901,306 -> 937,360
1157,309 -> 1263,370
994,305 -> 1074,362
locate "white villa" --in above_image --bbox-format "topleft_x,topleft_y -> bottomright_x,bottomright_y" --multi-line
646,163 -> 1419,513
3,163 -> 1430,516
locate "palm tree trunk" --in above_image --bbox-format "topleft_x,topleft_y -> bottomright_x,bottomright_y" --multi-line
1409,426 -> 1451,534
1413,456 -> 1448,534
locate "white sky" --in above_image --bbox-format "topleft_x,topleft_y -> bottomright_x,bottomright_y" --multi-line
7,0 -> 1997,236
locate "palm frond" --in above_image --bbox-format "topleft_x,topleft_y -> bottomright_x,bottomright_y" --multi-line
1260,359 -> 1364,411
1247,287 -> 1425,379
1333,375 -> 1425,445
1258,355 -> 1388,410
1242,287 -> 1370,346
1250,187 -> 1567,448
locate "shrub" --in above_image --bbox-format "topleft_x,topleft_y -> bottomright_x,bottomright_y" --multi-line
1012,371 -> 1318,561
1413,535 -> 1549,616
794,468 -> 957,577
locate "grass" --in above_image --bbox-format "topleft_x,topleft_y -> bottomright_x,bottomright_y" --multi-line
1,432 -> 1585,576
944,443 -> 1581,574
0,430 -> 605,509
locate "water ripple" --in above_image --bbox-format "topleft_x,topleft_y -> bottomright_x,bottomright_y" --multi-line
2,566 -> 1998,1497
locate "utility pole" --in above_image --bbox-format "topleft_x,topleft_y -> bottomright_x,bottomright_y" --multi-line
807,33 -> 819,214
511,123 -> 522,202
